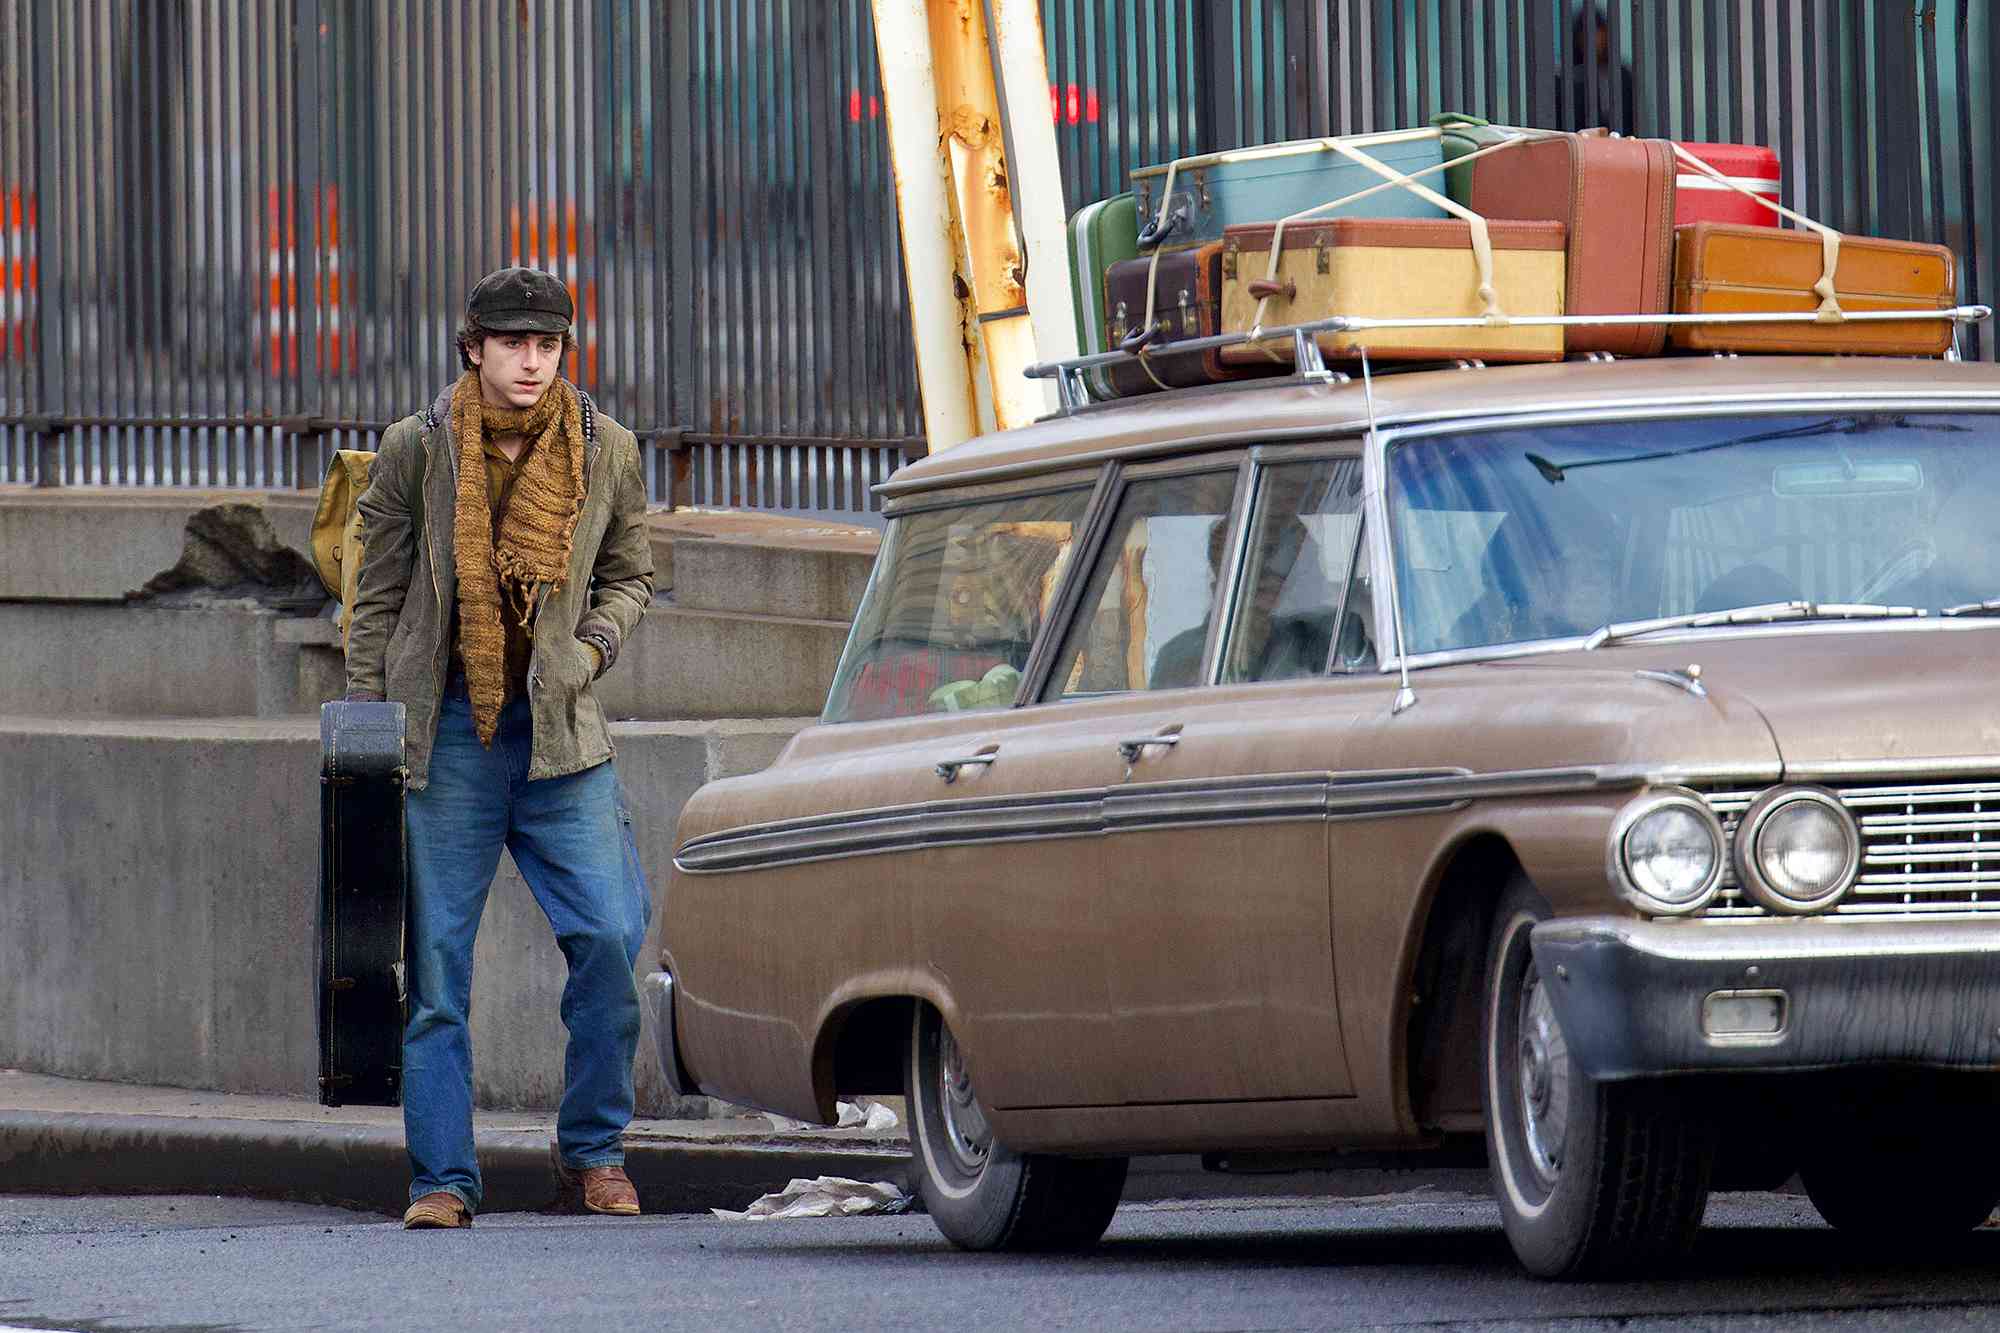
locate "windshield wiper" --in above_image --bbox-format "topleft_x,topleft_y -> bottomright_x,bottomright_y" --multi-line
1943,598 -> 2000,618
1582,600 -> 1926,650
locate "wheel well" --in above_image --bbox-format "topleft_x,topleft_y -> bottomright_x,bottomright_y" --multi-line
1405,835 -> 1521,1132
815,996 -> 917,1106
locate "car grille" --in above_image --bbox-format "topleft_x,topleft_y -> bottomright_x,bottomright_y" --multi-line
1702,780 -> 2000,918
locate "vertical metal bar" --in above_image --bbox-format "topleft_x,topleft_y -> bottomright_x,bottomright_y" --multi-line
1955,0 -> 1982,357
1448,0 -> 1464,118
295,0 -> 324,487
30,0 -> 64,484
1829,0 -> 1849,230
85,0 -> 111,481
1920,3 -> 1947,248
1527,0 -> 1555,128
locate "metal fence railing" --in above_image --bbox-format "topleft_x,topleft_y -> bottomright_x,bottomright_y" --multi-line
0,2 -> 1990,511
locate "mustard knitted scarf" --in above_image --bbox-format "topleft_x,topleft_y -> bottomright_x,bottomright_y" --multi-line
449,370 -> 586,745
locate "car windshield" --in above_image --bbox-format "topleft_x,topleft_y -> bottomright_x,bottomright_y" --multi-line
1386,411 -> 2000,656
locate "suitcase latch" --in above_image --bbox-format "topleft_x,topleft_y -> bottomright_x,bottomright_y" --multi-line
1314,238 -> 1330,275
1221,241 -> 1237,280
1109,300 -> 1128,343
1177,289 -> 1195,335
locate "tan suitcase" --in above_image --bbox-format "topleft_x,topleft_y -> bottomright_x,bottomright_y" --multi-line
1217,217 -> 1568,365
1670,222 -> 1957,356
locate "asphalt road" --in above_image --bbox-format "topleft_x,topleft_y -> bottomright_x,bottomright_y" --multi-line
7,1189 -> 2000,1332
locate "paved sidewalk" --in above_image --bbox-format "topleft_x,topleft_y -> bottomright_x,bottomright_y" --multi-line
0,1071 -> 1495,1219
0,1071 -> 912,1218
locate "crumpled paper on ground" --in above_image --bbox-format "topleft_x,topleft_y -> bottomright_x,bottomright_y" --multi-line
765,1099 -> 900,1133
711,1175 -> 917,1221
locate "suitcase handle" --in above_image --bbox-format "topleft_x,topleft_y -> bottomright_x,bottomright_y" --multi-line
1118,323 -> 1160,353
1246,278 -> 1296,303
1136,206 -> 1183,249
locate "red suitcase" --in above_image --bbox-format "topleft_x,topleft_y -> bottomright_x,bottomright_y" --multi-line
1673,142 -> 1781,227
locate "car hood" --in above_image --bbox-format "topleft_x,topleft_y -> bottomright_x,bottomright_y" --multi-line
1478,624 -> 2000,775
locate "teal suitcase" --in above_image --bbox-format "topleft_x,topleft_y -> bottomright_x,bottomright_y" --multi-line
1130,130 -> 1447,251
1068,192 -> 1139,400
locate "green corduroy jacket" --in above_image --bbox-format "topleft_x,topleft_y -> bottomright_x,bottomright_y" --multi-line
344,385 -> 655,790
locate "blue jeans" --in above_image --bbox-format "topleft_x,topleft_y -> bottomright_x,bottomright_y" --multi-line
402,685 -> 649,1214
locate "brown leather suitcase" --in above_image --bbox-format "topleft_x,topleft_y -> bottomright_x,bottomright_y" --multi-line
1467,132 -> 1675,356
1216,216 -> 1567,365
1670,222 -> 1957,356
1102,242 -> 1279,394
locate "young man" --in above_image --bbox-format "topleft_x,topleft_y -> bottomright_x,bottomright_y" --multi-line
345,266 -> 656,1229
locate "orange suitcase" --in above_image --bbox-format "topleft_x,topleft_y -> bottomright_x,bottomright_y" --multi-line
1670,222 -> 1956,357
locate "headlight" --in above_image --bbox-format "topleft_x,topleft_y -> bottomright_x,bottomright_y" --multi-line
1736,787 -> 1858,914
1609,790 -> 1725,914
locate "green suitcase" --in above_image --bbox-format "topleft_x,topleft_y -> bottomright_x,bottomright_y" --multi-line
1068,193 -> 1138,401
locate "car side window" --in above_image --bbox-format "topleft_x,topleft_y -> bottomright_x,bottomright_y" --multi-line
822,488 -> 1092,722
1220,457 -> 1369,683
1047,470 -> 1240,697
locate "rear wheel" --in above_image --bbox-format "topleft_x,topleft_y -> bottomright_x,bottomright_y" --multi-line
1482,876 -> 1716,1278
906,1004 -> 1127,1251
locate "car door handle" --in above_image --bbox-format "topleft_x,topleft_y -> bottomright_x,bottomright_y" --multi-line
934,753 -> 997,783
1117,734 -> 1181,763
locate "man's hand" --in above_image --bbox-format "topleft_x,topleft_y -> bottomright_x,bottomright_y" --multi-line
583,641 -> 604,676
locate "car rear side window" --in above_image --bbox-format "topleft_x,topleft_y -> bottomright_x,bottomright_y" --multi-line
822,488 -> 1092,723
1220,456 -> 1369,683
1046,470 -> 1241,697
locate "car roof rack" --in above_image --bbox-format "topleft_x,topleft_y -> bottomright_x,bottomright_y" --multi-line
1024,304 -> 1995,418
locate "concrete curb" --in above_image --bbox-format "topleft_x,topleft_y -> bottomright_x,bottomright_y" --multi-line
0,1112 -> 915,1218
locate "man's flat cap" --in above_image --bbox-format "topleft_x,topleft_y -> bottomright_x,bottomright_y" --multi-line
466,266 -> 573,333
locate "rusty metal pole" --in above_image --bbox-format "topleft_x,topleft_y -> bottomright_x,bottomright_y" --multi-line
926,0 -> 1041,433
870,0 -> 984,453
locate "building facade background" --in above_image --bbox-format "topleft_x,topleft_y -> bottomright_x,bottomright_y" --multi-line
0,1 -> 1987,513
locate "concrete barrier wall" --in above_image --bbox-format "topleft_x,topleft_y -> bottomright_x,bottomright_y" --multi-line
0,600 -> 850,722
0,488 -> 317,602
0,715 -> 807,1114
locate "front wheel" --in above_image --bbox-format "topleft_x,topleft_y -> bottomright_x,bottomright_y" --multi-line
1482,876 -> 1717,1279
906,1004 -> 1127,1251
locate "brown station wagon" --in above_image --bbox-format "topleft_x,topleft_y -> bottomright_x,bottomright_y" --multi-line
648,355 -> 2000,1277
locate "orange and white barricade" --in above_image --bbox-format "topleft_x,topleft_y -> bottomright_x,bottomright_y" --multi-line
3,189 -> 35,362
267,185 -> 350,376
509,200 -> 598,389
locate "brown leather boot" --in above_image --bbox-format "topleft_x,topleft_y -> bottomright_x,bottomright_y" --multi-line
550,1140 -> 641,1216
402,1191 -> 473,1229
579,1165 -> 640,1216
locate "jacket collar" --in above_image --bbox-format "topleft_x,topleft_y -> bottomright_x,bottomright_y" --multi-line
421,382 -> 601,483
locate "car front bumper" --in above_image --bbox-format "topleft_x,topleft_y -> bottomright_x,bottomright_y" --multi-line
1531,916 -> 2000,1081
641,970 -> 697,1099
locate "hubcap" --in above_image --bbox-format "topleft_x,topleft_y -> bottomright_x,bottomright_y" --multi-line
1516,966 -> 1571,1186
937,1023 -> 992,1174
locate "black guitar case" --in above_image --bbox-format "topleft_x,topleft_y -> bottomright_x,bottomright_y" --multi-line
317,700 -> 409,1107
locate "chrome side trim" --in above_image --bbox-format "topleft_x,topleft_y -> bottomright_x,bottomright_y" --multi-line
672,764 -> 1636,875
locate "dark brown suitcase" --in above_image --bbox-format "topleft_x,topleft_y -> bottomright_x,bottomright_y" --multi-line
1670,222 -> 1957,356
317,700 -> 408,1107
1467,131 -> 1675,356
1102,242 -> 1281,395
